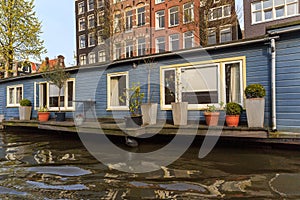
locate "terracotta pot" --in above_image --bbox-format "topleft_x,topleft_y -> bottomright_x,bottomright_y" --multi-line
225,115 -> 240,127
38,112 -> 50,122
204,112 -> 220,126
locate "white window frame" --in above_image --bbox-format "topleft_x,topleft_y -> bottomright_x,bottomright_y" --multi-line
114,43 -> 122,60
125,41 -> 134,58
79,17 -> 85,31
137,7 -> 146,26
137,38 -> 146,56
79,35 -> 86,49
207,28 -> 217,45
97,30 -> 104,44
169,34 -> 180,51
155,0 -> 165,4
78,2 -> 85,15
88,0 -> 94,11
36,79 -> 76,111
88,32 -> 96,47
114,13 -> 122,33
183,31 -> 194,49
220,25 -> 232,43
107,72 -> 129,110
155,37 -> 165,53
156,10 -> 165,30
79,54 -> 87,65
183,2 -> 194,24
7,84 -> 23,107
97,11 -> 104,26
125,10 -> 133,32
169,6 -> 179,27
98,51 -> 106,62
160,57 -> 245,110
97,0 -> 104,8
209,5 -> 231,21
88,14 -> 95,29
251,0 -> 299,24
88,52 -> 96,64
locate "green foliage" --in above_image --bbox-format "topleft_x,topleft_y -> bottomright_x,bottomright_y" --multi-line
19,98 -> 31,106
205,102 -> 224,112
38,106 -> 49,112
225,102 -> 242,115
0,0 -> 46,77
41,61 -> 69,112
120,82 -> 145,116
244,84 -> 266,98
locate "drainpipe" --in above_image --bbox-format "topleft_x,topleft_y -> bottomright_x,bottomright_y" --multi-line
271,38 -> 277,131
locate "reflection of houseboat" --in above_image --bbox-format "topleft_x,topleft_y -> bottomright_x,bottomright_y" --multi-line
0,25 -> 300,132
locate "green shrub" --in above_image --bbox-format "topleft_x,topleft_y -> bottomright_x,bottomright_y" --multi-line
244,84 -> 266,98
20,99 -> 32,106
225,102 -> 242,115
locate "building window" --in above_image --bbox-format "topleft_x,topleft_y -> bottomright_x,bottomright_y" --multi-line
125,41 -> 134,58
156,10 -> 165,29
156,37 -> 165,53
79,35 -> 86,49
137,38 -> 146,56
78,2 -> 85,14
88,15 -> 95,29
114,43 -> 122,60
207,28 -> 217,45
169,34 -> 180,51
97,11 -> 104,26
97,0 -> 104,8
37,79 -> 75,111
252,0 -> 299,24
79,54 -> 87,65
79,17 -> 85,31
88,0 -> 94,11
169,7 -> 179,27
137,7 -> 146,26
7,85 -> 23,107
183,2 -> 194,23
114,13 -> 122,32
97,30 -> 104,44
209,5 -> 231,21
160,58 -> 244,110
220,26 -> 232,43
89,52 -> 96,64
107,72 -> 128,110
125,10 -> 133,32
98,51 -> 106,62
88,32 -> 96,47
155,0 -> 165,4
183,31 -> 194,49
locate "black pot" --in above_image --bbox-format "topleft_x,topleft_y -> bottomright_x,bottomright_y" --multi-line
55,112 -> 66,122
125,115 -> 143,128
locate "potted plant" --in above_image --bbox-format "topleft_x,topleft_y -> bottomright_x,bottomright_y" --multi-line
41,57 -> 70,121
225,102 -> 242,127
141,57 -> 158,125
19,98 -> 32,120
244,83 -> 266,128
38,106 -> 50,122
120,82 -> 145,128
171,69 -> 188,126
204,102 -> 224,126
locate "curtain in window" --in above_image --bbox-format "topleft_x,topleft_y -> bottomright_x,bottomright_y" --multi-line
228,63 -> 241,103
110,77 -> 119,106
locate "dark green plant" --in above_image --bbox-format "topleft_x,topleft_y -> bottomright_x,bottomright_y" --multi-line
20,98 -> 32,106
244,84 -> 266,98
225,102 -> 242,115
120,82 -> 145,116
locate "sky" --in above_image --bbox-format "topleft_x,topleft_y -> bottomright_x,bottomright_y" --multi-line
33,0 -> 243,67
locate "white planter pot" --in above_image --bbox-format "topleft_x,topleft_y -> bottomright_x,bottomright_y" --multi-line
141,103 -> 158,125
245,98 -> 265,128
19,106 -> 32,120
171,102 -> 188,126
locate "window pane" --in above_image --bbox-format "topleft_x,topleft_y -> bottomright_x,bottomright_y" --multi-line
164,70 -> 175,105
16,87 -> 22,104
110,75 -> 127,106
274,0 -> 284,6
276,6 -> 284,18
263,0 -> 272,8
9,88 -> 14,104
287,4 -> 297,16
68,81 -> 74,107
253,2 -> 262,11
49,84 -> 65,108
264,9 -> 273,20
225,63 -> 241,103
254,12 -> 262,22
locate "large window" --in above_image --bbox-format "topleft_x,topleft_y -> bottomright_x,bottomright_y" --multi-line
137,7 -> 145,26
156,37 -> 165,53
36,79 -> 75,111
79,54 -> 87,65
88,32 -> 96,47
78,2 -> 85,14
169,34 -> 180,51
7,85 -> 23,107
169,7 -> 179,27
161,58 -> 245,110
156,10 -> 165,29
88,0 -> 94,11
79,17 -> 85,31
183,2 -> 194,23
207,28 -> 217,45
220,26 -> 232,43
125,10 -> 133,31
89,52 -> 96,64
125,41 -> 134,58
137,38 -> 146,56
209,5 -> 231,21
183,31 -> 194,49
107,72 -> 128,110
252,0 -> 299,24
88,15 -> 95,29
98,51 -> 106,62
79,35 -> 86,49
114,43 -> 122,60
114,13 -> 122,32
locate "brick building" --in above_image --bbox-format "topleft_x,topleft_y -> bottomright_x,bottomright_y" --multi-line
75,0 -> 241,66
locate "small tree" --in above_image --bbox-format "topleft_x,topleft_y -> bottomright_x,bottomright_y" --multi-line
41,58 -> 69,112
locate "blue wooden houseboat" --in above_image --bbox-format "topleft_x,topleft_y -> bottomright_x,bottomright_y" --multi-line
1,24 -> 300,132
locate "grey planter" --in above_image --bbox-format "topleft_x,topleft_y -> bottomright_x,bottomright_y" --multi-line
245,98 -> 265,128
141,103 -> 158,125
171,102 -> 188,126
19,106 -> 32,120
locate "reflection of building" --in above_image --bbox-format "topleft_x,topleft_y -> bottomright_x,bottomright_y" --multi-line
243,0 -> 300,38
75,0 -> 241,66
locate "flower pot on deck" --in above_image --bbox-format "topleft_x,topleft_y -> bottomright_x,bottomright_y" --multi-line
141,103 -> 158,125
55,112 -> 66,122
38,112 -> 50,122
19,106 -> 32,120
225,115 -> 240,127
245,98 -> 265,128
204,112 -> 220,126
171,102 -> 188,126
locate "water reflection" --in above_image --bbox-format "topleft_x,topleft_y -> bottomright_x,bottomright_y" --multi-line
0,130 -> 299,199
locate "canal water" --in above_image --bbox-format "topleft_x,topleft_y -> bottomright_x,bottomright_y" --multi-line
0,129 -> 300,199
